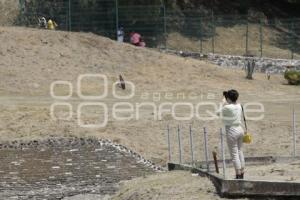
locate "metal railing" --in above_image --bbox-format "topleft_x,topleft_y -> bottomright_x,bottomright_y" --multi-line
166,103 -> 299,179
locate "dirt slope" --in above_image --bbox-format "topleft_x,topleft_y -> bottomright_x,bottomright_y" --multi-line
0,0 -> 19,26
0,26 -> 294,96
112,171 -> 248,200
0,26 -> 300,167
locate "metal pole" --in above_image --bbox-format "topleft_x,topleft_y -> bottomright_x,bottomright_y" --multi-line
167,124 -> 171,162
163,4 -> 167,49
260,18 -> 263,57
68,0 -> 71,31
177,125 -> 182,164
189,125 -> 194,166
246,19 -> 249,55
203,127 -> 209,172
19,0 -> 25,13
115,0 -> 119,40
291,20 -> 295,60
293,106 -> 297,157
211,10 -> 215,54
199,17 -> 203,53
220,128 -> 226,179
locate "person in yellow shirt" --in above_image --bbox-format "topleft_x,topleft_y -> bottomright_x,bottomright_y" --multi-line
47,19 -> 58,30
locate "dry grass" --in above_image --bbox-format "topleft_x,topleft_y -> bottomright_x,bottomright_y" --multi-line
0,25 -> 300,200
0,26 -> 300,169
166,23 -> 300,59
0,0 -> 19,26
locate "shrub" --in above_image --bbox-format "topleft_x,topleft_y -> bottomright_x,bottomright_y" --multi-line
284,70 -> 300,85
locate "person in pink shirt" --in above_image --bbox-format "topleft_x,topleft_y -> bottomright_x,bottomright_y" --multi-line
129,32 -> 146,47
130,32 -> 141,46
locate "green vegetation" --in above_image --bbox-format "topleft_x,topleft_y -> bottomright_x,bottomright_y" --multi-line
284,70 -> 300,85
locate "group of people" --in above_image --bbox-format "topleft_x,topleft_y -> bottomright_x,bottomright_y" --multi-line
37,22 -> 143,46
117,27 -> 146,47
38,17 -> 58,30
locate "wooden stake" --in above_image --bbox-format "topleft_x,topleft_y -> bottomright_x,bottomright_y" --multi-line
212,151 -> 219,174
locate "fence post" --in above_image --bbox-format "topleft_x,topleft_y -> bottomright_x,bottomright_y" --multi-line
19,0 -> 25,13
220,128 -> 226,179
260,18 -> 263,57
293,106 -> 297,157
163,4 -> 167,48
289,20 -> 294,60
203,127 -> 209,172
177,125 -> 182,164
292,20 -> 295,60
167,124 -> 171,162
245,19 -> 249,55
211,11 -> 215,54
189,125 -> 194,166
68,0 -> 71,31
115,0 -> 119,40
199,17 -> 203,53
212,151 -> 219,173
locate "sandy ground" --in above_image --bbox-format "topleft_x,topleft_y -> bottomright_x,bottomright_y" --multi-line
0,0 -> 19,26
0,26 -> 300,166
112,171 -> 248,200
0,26 -> 300,165
216,160 -> 300,182
0,26 -> 300,199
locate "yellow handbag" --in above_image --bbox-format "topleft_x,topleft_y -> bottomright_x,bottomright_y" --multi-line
241,105 -> 252,144
243,132 -> 252,144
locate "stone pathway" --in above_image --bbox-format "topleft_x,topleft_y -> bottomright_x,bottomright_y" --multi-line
0,138 -> 156,199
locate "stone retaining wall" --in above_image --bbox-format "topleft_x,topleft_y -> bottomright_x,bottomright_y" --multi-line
208,54 -> 300,74
162,49 -> 300,74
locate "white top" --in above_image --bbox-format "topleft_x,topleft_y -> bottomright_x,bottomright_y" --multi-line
220,103 -> 243,126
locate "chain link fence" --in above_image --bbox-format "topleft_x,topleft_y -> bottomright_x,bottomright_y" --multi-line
15,1 -> 300,59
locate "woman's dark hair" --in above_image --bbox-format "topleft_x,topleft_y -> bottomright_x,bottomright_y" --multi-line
223,89 -> 239,103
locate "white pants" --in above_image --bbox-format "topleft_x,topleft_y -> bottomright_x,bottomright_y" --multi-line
225,126 -> 245,170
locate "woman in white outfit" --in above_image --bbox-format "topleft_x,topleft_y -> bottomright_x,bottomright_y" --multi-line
219,89 -> 245,179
